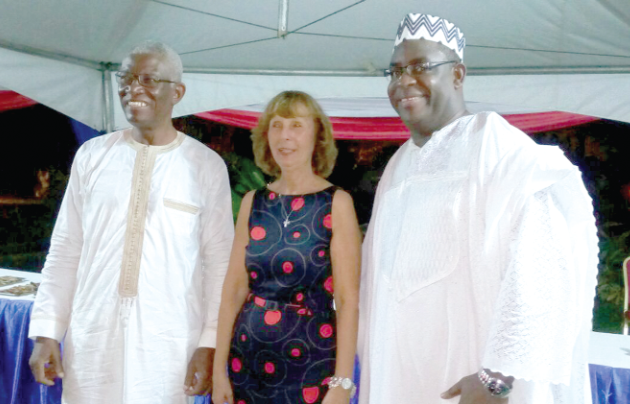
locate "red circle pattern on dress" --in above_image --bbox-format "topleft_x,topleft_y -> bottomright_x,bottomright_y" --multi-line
264,361 -> 276,374
231,358 -> 242,373
319,324 -> 333,338
324,276 -> 334,294
323,214 -> 332,229
282,261 -> 294,274
264,310 -> 282,325
302,386 -> 320,404
291,197 -> 305,211
250,226 -> 266,240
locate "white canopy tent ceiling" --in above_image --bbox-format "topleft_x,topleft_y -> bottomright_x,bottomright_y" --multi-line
0,0 -> 629,132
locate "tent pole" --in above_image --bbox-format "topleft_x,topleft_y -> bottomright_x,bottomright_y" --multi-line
101,63 -> 115,133
278,0 -> 289,38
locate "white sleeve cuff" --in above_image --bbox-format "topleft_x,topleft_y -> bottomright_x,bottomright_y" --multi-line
197,326 -> 217,348
28,316 -> 67,342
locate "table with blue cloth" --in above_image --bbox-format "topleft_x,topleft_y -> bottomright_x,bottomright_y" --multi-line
2,268 -> 627,403
0,269 -> 61,404
0,268 -> 357,404
589,331 -> 630,404
0,268 -> 215,404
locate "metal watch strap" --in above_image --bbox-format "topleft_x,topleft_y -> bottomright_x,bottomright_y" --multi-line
328,376 -> 357,397
478,368 -> 512,398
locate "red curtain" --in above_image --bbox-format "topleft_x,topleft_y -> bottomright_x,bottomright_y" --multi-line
0,89 -> 600,136
196,109 -> 599,140
0,91 -> 38,112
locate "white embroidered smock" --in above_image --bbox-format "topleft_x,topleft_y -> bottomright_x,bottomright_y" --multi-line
358,112 -> 598,404
29,130 -> 234,404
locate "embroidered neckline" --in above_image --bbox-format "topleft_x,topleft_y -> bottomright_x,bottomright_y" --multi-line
123,130 -> 185,154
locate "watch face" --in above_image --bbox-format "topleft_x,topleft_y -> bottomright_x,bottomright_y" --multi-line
488,380 -> 510,397
341,378 -> 352,390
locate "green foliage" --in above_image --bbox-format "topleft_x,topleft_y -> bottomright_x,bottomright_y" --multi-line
223,153 -> 268,222
589,167 -> 629,334
595,230 -> 629,333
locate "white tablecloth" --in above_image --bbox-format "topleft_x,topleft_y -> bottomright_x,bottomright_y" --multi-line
0,268 -> 41,301
589,330 -> 630,369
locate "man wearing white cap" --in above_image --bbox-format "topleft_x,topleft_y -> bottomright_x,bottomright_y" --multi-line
358,13 -> 598,404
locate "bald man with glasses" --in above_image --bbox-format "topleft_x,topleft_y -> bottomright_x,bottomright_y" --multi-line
28,41 -> 234,404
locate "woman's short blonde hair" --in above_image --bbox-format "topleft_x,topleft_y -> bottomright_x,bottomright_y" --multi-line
251,91 -> 338,178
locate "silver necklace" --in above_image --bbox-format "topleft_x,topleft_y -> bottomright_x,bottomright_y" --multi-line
280,197 -> 295,228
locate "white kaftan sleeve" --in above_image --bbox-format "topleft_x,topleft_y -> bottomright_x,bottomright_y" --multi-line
357,143 -> 409,404
197,161 -> 234,348
28,146 -> 86,342
482,166 -> 598,401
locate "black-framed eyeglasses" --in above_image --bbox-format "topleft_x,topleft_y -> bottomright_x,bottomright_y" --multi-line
115,72 -> 178,88
384,61 -> 458,81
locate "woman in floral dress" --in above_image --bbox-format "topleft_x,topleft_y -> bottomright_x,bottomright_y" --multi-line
212,91 -> 361,404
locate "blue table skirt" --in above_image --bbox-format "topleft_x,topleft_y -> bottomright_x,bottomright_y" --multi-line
590,363 -> 630,404
1,296 -> 623,404
0,298 -> 62,404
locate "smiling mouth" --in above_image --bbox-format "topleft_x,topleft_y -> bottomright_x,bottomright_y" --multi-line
128,101 -> 148,108
399,96 -> 423,107
278,148 -> 295,155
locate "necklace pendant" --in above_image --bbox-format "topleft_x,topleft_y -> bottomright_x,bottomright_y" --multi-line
283,218 -> 290,228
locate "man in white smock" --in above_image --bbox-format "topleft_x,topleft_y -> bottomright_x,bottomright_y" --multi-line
358,13 -> 599,404
28,41 -> 234,404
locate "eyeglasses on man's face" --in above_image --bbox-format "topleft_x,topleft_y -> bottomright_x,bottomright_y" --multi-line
385,60 -> 458,81
115,72 -> 178,88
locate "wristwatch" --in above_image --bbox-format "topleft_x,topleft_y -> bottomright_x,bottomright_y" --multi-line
328,376 -> 357,397
478,368 -> 512,398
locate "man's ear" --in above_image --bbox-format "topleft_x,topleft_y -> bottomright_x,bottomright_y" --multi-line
173,82 -> 186,105
453,62 -> 466,89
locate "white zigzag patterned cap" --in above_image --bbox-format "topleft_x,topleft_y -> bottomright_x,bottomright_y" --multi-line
395,13 -> 466,60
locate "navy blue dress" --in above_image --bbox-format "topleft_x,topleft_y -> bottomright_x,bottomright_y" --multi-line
228,186 -> 338,404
